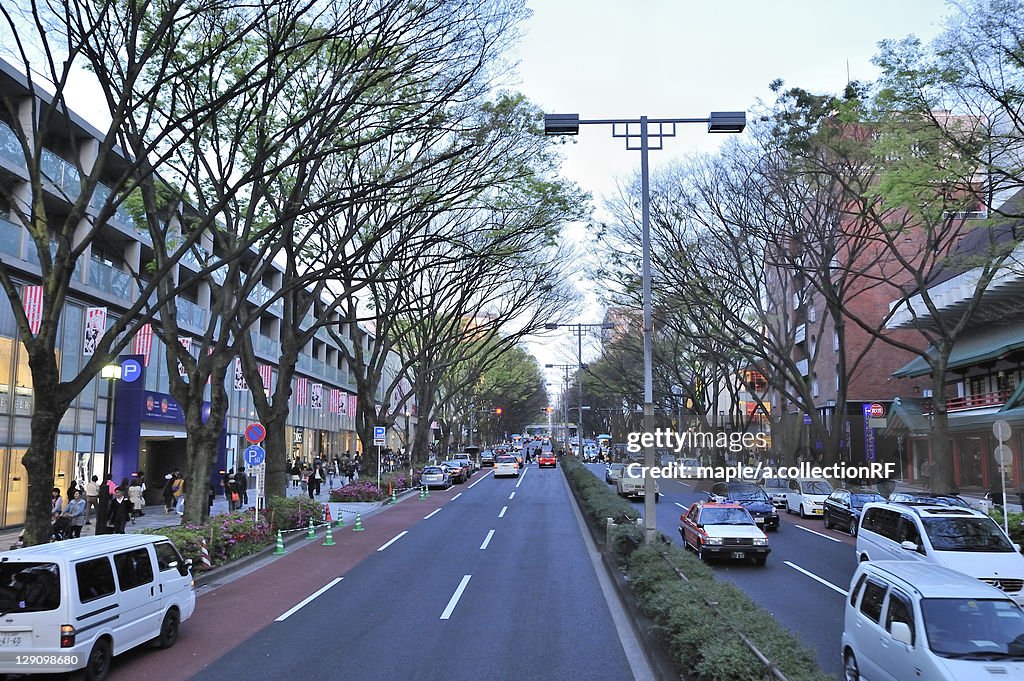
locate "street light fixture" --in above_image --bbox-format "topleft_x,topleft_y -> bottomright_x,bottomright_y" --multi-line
545,110 -> 746,544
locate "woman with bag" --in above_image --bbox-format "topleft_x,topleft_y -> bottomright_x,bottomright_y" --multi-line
172,473 -> 186,516
127,479 -> 144,521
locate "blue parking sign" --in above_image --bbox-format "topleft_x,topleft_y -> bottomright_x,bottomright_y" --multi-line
244,445 -> 266,466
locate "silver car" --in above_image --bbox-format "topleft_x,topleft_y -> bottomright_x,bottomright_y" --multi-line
420,466 -> 451,490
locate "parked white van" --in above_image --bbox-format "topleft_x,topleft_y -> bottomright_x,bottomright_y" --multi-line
843,561 -> 1024,680
784,477 -> 834,518
857,501 -> 1024,605
0,534 -> 195,681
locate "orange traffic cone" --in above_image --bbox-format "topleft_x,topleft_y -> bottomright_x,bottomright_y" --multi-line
324,502 -> 335,527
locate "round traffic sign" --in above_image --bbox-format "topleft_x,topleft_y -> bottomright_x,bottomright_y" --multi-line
995,444 -> 1014,467
245,423 -> 266,444
869,403 -> 885,418
244,445 -> 266,466
993,419 -> 1012,443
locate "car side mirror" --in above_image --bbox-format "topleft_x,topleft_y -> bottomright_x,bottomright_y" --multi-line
900,540 -> 924,554
1014,543 -> 1021,553
696,523 -> 704,529
890,621 -> 913,646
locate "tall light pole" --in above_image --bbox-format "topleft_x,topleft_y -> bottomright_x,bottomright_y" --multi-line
99,363 -> 122,536
545,111 -> 746,544
545,322 -> 613,451
545,363 -> 577,445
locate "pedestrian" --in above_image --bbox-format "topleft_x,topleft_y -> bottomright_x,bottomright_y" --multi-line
308,464 -> 323,499
128,479 -> 144,522
65,490 -> 86,539
51,487 -> 64,517
920,460 -> 931,488
237,468 -> 249,507
299,465 -> 309,494
162,472 -> 175,513
84,475 -> 99,525
137,472 -> 147,514
290,461 -> 301,488
172,472 -> 186,515
103,474 -> 117,497
327,459 -> 337,489
226,471 -> 239,511
108,487 -> 131,533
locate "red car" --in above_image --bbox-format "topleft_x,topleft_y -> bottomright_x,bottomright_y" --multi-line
538,451 -> 556,468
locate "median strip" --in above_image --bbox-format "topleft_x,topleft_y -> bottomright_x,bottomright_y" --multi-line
440,575 -> 472,620
275,577 -> 343,621
784,561 -> 848,596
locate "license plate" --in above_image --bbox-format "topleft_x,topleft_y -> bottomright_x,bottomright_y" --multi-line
731,552 -> 746,559
813,509 -> 823,515
0,633 -> 28,647
755,517 -> 764,523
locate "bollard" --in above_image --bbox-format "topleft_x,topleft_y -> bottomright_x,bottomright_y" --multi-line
423,484 -> 430,498
272,530 -> 287,555
419,485 -> 426,500
323,525 -> 336,546
306,518 -> 315,539
606,518 -> 614,547
200,537 -> 212,570
353,513 -> 365,531
390,488 -> 397,505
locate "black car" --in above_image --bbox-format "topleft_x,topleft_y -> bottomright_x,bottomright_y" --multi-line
823,489 -> 885,535
480,450 -> 495,468
440,460 -> 467,484
708,482 -> 780,531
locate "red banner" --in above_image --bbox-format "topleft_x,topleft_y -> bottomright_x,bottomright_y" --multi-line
296,377 -> 308,406
22,285 -> 43,334
133,324 -> 153,366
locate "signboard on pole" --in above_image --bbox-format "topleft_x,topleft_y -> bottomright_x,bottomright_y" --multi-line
244,445 -> 266,467
245,423 -> 266,444
373,425 -> 386,447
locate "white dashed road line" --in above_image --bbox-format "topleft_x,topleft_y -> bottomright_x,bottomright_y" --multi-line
424,508 -> 441,520
793,524 -> 842,543
515,468 -> 528,488
275,578 -> 344,621
509,492 -> 515,500
467,471 -> 492,489
674,502 -> 687,510
480,529 -> 495,550
440,575 -> 472,620
498,506 -> 507,518
376,530 -> 408,552
784,561 -> 848,596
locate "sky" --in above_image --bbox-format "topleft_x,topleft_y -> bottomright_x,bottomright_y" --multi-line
511,0 -> 954,394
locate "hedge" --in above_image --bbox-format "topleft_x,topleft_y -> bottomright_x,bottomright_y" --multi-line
560,455 -> 830,681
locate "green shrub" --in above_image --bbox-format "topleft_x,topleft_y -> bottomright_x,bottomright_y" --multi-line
988,508 -> 1024,545
610,522 -> 644,557
329,481 -> 387,502
266,494 -> 325,531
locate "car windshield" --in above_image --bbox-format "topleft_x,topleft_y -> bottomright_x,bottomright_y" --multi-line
801,481 -> 834,495
762,478 -> 787,489
851,493 -> 885,508
422,467 -> 443,475
496,456 -> 516,463
0,563 -> 61,613
922,598 -> 1024,658
699,508 -> 754,525
922,517 -> 1015,552
730,489 -> 769,503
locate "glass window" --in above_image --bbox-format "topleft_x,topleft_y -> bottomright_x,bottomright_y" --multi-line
0,562 -> 60,612
922,516 -> 1015,552
922,598 -> 1024,656
76,557 -> 115,603
860,580 -> 887,623
886,592 -> 916,646
154,541 -> 184,572
850,573 -> 867,607
863,508 -> 900,540
113,548 -> 154,590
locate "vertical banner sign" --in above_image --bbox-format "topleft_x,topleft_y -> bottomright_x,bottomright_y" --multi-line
178,338 -> 192,378
348,394 -> 357,419
310,383 -> 323,410
330,389 -> 342,414
22,285 -> 44,334
339,392 -> 349,416
862,403 -> 877,463
83,306 -> 107,356
233,358 -> 247,391
133,324 -> 153,366
296,377 -> 308,406
258,364 -> 272,395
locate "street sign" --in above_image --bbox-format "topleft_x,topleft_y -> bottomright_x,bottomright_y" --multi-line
802,415 -> 812,424
255,462 -> 266,495
373,425 -> 386,446
245,422 -> 266,444
995,444 -> 1014,467
869,403 -> 885,418
244,444 -> 266,466
120,358 -> 142,383
993,419 -> 1012,443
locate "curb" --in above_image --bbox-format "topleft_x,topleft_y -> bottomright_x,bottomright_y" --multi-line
562,464 -> 680,681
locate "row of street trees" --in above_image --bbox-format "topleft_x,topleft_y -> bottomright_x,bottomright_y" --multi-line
585,0 -> 1024,492
1,0 -> 583,542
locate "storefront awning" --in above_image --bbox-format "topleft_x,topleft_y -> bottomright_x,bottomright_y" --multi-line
892,319 -> 1024,378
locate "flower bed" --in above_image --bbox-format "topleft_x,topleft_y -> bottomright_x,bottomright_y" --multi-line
329,481 -> 387,502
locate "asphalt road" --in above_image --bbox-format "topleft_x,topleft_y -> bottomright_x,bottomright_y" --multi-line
107,465 -> 643,681
586,464 -> 854,678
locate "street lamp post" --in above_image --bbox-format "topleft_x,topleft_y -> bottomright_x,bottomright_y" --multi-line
98,363 -> 122,535
544,322 -> 613,451
545,111 -> 745,544
545,363 -> 577,446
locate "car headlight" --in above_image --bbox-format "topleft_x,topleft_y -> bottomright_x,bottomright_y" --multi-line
705,537 -> 723,545
753,538 -> 768,546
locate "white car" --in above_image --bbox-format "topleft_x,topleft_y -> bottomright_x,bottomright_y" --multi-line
759,477 -> 790,508
843,560 -> 1024,680
785,477 -> 834,518
678,458 -> 701,478
616,465 -> 660,501
493,455 -> 519,478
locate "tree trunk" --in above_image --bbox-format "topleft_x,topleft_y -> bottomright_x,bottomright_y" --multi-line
929,355 -> 953,494
22,350 -> 65,545
181,410 -> 222,526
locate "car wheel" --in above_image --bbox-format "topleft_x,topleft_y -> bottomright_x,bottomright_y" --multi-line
823,513 -> 832,529
786,501 -> 793,515
156,608 -> 180,648
800,504 -> 808,519
844,651 -> 860,681
83,638 -> 112,681
655,493 -> 661,503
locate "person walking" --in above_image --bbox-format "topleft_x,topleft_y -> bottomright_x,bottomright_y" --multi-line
237,468 -> 249,507
226,470 -> 239,512
172,472 -> 186,515
127,479 -> 144,522
51,487 -> 64,517
65,490 -> 86,539
108,487 -> 132,533
307,464 -> 324,499
84,475 -> 100,525
327,459 -> 337,490
290,461 -> 301,488
162,472 -> 175,513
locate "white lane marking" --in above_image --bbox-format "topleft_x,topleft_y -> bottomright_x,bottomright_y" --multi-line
466,471 -> 492,489
794,524 -> 842,543
376,530 -> 408,552
509,492 -> 515,500
674,502 -> 687,509
480,529 -> 495,550
451,493 -> 463,501
275,577 -> 344,621
515,467 -> 528,488
784,561 -> 848,596
499,506 -> 508,518
423,508 -> 441,520
440,575 -> 472,620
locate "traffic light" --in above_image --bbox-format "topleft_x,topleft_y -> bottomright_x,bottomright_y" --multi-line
494,407 -> 503,415
546,406 -> 554,413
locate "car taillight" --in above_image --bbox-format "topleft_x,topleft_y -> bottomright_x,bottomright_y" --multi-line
60,624 -> 75,647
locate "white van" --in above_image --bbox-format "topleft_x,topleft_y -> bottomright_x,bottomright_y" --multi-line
843,560 -> 1024,680
857,502 -> 1024,605
0,534 -> 195,681
784,477 -> 834,518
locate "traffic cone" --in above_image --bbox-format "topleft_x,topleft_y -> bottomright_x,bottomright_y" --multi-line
306,518 -> 315,539
423,484 -> 430,498
322,524 -> 336,546
272,530 -> 286,555
199,538 -> 212,570
419,485 -> 426,500
338,512 -> 345,528
353,513 -> 364,531
324,502 -> 335,526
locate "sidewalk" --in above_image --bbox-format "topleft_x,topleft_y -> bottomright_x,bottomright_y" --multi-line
0,480 -> 388,550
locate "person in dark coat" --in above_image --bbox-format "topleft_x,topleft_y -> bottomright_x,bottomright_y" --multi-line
108,487 -> 132,534
162,472 -> 176,513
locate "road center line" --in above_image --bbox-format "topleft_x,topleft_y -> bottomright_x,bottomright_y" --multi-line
784,561 -> 848,596
515,467 -> 528,488
376,530 -> 408,552
424,508 -> 441,520
794,524 -> 842,543
467,471 -> 492,489
440,575 -> 472,620
275,577 -> 344,621
498,506 -> 507,518
451,493 -> 462,501
508,492 -> 515,500
480,529 -> 495,549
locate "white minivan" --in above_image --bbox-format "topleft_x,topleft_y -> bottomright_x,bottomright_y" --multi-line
0,534 -> 195,681
784,477 -> 834,518
843,560 -> 1024,680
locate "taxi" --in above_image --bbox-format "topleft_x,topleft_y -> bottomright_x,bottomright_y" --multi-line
678,501 -> 771,566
